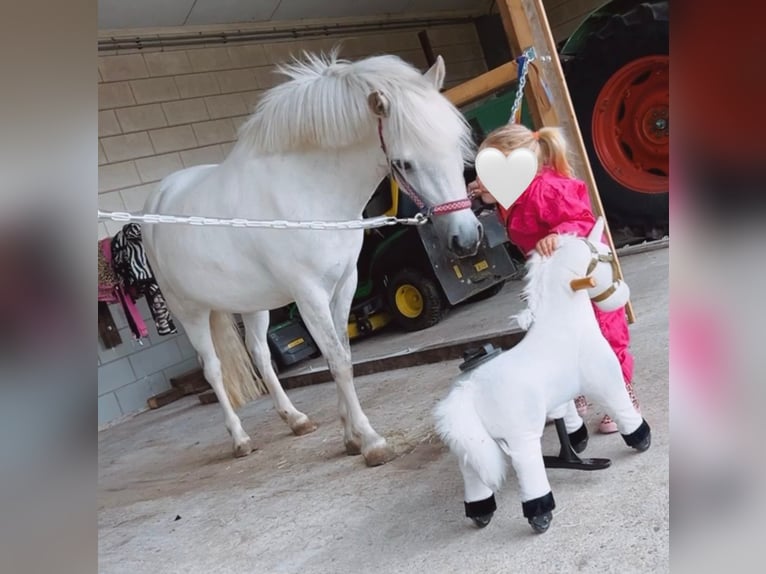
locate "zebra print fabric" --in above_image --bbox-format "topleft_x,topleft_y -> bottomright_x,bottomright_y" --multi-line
111,223 -> 177,337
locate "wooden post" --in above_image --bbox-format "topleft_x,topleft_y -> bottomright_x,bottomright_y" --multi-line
495,0 -> 636,323
418,30 -> 436,67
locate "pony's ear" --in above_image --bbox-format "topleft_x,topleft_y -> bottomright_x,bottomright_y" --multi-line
588,216 -> 605,243
423,55 -> 446,90
367,90 -> 390,118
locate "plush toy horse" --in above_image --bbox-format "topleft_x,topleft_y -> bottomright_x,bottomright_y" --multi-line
433,218 -> 651,533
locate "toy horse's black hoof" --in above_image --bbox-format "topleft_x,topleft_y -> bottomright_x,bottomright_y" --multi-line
568,423 -> 589,454
465,494 -> 496,529
632,433 -> 651,452
471,513 -> 494,528
528,511 -> 553,533
522,492 -> 555,533
622,419 -> 651,452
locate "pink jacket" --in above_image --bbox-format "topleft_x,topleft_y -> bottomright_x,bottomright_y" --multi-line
498,167 -> 633,383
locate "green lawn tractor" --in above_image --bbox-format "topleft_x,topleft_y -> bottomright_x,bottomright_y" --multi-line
347,176 -> 519,338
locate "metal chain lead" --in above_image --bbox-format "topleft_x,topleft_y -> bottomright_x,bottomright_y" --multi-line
98,209 -> 429,230
509,47 -> 536,124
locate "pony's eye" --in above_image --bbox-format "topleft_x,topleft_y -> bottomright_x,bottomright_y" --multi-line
393,160 -> 412,171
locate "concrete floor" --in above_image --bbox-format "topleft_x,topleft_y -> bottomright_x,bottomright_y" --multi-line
98,247 -> 668,574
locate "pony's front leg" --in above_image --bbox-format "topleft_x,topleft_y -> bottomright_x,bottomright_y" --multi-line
505,437 -> 556,533
242,311 -> 317,436
328,265 -> 364,455
295,289 -> 394,467
183,311 -> 252,457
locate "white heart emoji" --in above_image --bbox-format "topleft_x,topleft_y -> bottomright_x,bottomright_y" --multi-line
475,147 -> 538,209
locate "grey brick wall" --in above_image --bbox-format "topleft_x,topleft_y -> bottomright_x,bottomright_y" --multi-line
97,297 -> 199,427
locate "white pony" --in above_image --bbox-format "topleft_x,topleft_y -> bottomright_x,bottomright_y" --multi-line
434,218 -> 651,533
142,52 -> 482,465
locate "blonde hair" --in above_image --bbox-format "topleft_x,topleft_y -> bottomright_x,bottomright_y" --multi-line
478,123 -> 573,177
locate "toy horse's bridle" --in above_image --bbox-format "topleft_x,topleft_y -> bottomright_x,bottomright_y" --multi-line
377,118 -> 472,218
583,239 -> 621,303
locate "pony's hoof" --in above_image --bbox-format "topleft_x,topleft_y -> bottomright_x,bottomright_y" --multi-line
233,438 -> 253,458
344,440 -> 362,456
528,511 -> 553,533
363,444 -> 395,467
471,513 -> 493,528
291,418 -> 318,436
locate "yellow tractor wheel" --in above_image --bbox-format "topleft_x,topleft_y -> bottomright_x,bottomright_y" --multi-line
387,268 -> 444,331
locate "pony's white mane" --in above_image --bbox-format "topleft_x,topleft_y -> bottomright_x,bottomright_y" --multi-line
235,50 -> 474,161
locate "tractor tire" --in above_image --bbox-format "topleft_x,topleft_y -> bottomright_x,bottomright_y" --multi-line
386,268 -> 444,332
565,1 -> 669,241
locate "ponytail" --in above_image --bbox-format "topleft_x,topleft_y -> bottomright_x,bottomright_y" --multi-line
479,124 -> 574,178
535,126 -> 573,177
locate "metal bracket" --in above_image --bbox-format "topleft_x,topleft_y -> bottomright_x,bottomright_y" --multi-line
458,343 -> 504,372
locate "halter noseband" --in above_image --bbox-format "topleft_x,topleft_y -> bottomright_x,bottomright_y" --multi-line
377,118 -> 472,217
583,239 -> 621,303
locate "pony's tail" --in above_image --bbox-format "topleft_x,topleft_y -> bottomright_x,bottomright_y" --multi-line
209,311 -> 268,409
433,383 -> 506,491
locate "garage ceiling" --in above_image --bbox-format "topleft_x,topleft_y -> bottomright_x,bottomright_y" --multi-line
98,0 -> 493,30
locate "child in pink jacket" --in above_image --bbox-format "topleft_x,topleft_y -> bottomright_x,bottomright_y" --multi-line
468,123 -> 639,433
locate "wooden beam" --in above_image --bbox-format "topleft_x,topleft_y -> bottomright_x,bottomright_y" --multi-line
496,0 -> 549,128
147,388 -> 184,410
444,60 -> 519,107
495,0 -> 635,323
418,30 -> 436,67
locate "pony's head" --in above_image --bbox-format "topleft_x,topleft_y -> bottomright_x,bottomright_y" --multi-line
239,51 -> 482,257
367,56 -> 482,256
555,218 -> 630,312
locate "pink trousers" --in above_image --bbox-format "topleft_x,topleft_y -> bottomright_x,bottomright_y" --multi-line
593,305 -> 634,384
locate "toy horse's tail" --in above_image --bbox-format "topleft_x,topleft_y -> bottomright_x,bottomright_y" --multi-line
433,382 -> 506,491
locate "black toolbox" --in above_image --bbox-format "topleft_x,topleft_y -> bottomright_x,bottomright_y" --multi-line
266,318 -> 319,369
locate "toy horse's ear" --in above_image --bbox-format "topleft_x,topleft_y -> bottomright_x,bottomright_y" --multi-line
423,55 -> 446,91
368,90 -> 390,118
588,216 -> 605,243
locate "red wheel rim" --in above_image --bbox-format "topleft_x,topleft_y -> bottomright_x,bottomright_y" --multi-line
592,55 -> 669,194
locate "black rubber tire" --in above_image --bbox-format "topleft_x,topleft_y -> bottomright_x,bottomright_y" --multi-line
386,268 -> 444,332
565,1 -> 669,238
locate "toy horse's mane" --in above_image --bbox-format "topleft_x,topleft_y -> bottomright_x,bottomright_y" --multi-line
516,234 -> 581,325
234,49 -> 474,159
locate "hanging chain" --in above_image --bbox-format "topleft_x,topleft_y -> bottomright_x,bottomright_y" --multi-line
97,209 -> 429,230
509,47 -> 536,124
